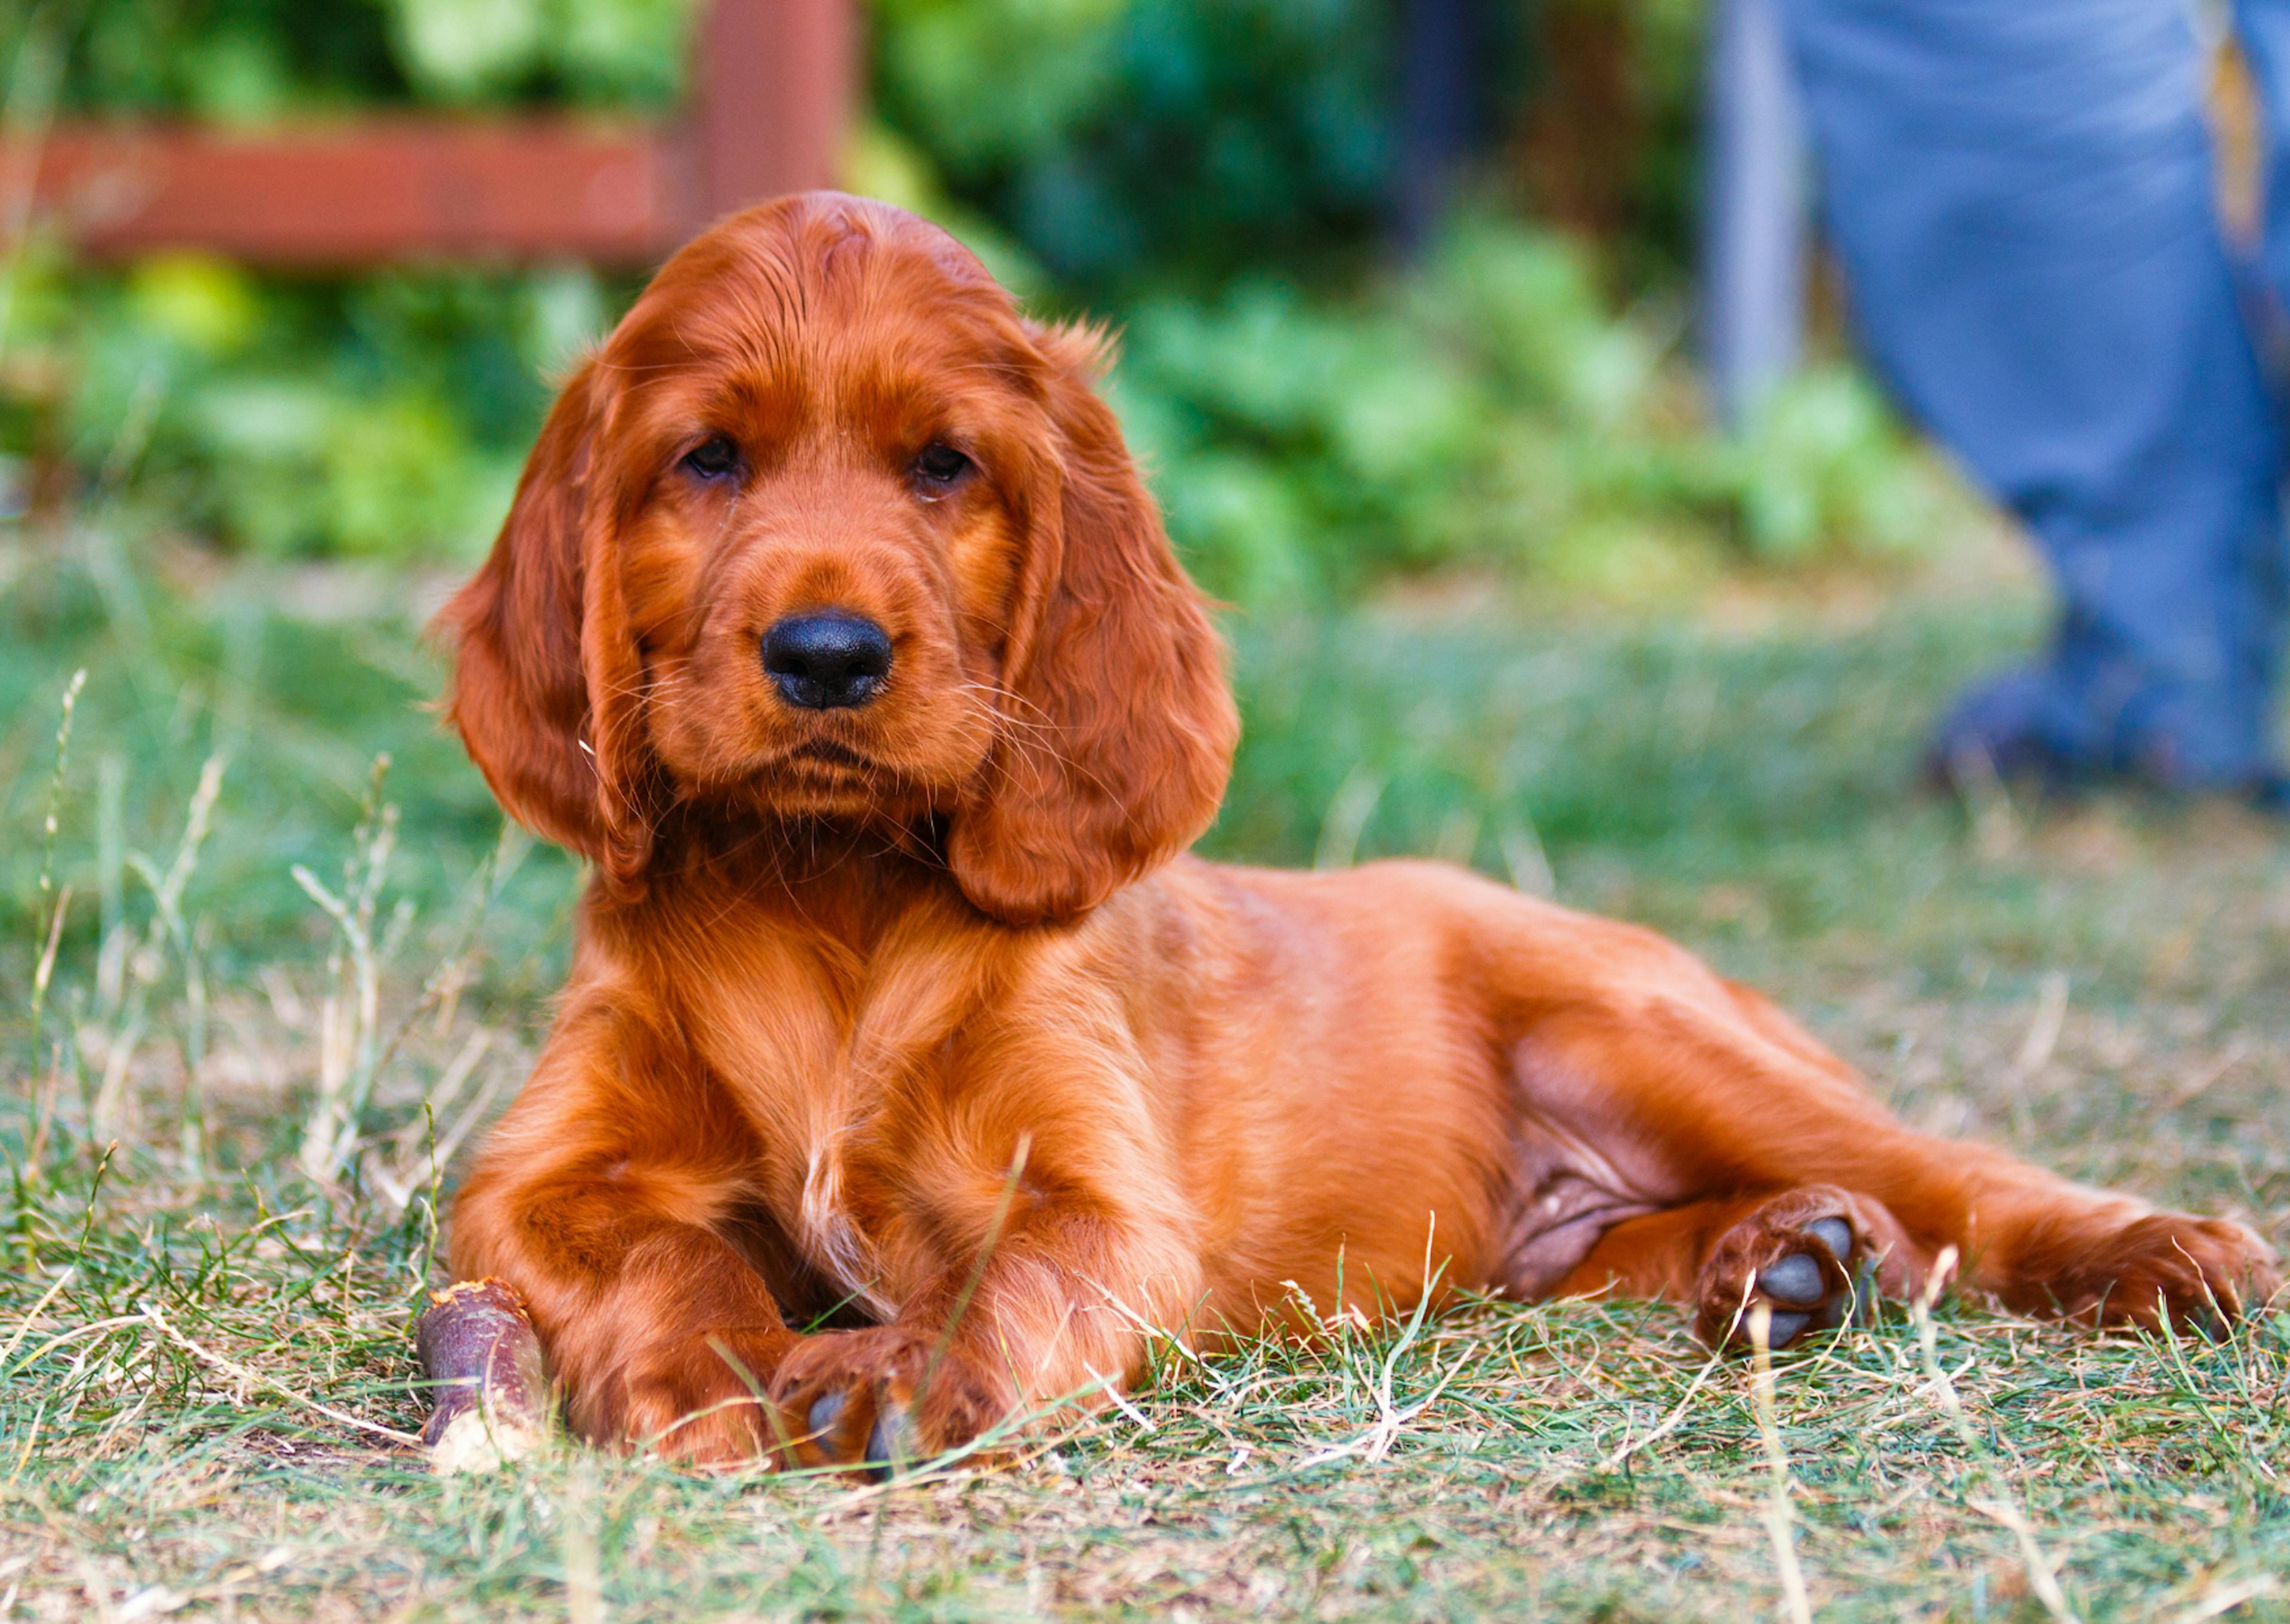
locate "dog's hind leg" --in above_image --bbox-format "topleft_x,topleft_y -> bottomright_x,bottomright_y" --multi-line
1509,978 -> 2278,1342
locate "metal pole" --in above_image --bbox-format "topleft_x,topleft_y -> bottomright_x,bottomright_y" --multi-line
1701,0 -> 1808,430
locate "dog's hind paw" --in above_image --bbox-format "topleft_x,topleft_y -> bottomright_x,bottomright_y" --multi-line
1693,1186 -> 1913,1351
1998,1210 -> 2280,1333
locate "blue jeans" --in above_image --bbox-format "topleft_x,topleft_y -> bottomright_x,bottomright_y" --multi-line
1773,0 -> 2290,785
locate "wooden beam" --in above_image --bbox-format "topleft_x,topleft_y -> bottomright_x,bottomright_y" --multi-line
1,0 -> 860,266
694,0 -> 859,224
13,119 -> 691,266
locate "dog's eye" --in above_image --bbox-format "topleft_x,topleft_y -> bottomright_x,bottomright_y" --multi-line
680,435 -> 741,482
911,441 -> 973,494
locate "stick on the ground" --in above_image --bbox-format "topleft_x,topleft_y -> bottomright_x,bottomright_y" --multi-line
415,1277 -> 550,1474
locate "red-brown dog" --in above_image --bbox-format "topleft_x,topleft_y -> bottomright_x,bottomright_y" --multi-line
437,193 -> 2278,1470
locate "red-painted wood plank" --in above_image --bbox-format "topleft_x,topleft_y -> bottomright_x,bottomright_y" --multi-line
0,0 -> 859,266
13,119 -> 690,265
695,0 -> 859,224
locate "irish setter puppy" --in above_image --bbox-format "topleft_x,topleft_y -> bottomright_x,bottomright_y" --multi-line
437,193 -> 2277,1471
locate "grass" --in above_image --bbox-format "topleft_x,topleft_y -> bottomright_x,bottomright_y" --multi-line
3,528 -> 2289,1621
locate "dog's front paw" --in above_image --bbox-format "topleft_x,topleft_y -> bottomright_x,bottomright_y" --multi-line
589,1331 -> 793,1469
1694,1186 -> 1914,1351
768,1326 -> 1006,1477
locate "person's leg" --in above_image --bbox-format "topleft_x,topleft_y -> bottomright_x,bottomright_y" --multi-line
1773,0 -> 2288,789
2235,0 -> 2290,320
2229,0 -> 2290,788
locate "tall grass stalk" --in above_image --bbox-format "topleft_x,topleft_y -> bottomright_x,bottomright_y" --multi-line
1747,1303 -> 1814,1624
88,757 -> 225,1140
24,668 -> 85,1071
294,756 -> 409,1182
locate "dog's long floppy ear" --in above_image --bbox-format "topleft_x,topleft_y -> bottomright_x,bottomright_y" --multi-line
948,321 -> 1239,926
434,360 -> 658,897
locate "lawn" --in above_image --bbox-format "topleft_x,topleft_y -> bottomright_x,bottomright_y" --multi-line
2,530 -> 2287,1622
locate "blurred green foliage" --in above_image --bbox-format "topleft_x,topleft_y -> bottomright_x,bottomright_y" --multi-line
4,242 -> 626,559
872,0 -> 1396,290
0,0 -> 1957,592
43,0 -> 689,119
1119,217 -> 1952,604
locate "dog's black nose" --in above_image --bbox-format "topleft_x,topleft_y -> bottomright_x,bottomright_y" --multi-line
762,613 -> 892,709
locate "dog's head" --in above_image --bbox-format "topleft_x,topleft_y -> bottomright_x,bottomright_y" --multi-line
437,193 -> 1237,925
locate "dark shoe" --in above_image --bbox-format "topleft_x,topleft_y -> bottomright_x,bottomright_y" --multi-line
1921,666 -> 2100,795
1926,665 -> 2288,815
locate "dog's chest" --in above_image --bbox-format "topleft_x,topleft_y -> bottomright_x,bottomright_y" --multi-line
677,927 -> 994,1316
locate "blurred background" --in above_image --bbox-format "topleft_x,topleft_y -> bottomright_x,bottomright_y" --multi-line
0,0 -> 1963,606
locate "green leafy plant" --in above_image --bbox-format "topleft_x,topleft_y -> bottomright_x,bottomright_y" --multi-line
6,246 -> 621,560
873,0 -> 1395,289
34,0 -> 688,117
1113,215 -> 1963,605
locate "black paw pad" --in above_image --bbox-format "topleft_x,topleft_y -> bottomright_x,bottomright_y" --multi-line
1806,1216 -> 1853,1260
865,1405 -> 918,1480
807,1390 -> 846,1438
1757,1251 -> 1830,1307
1759,1309 -> 1811,1346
